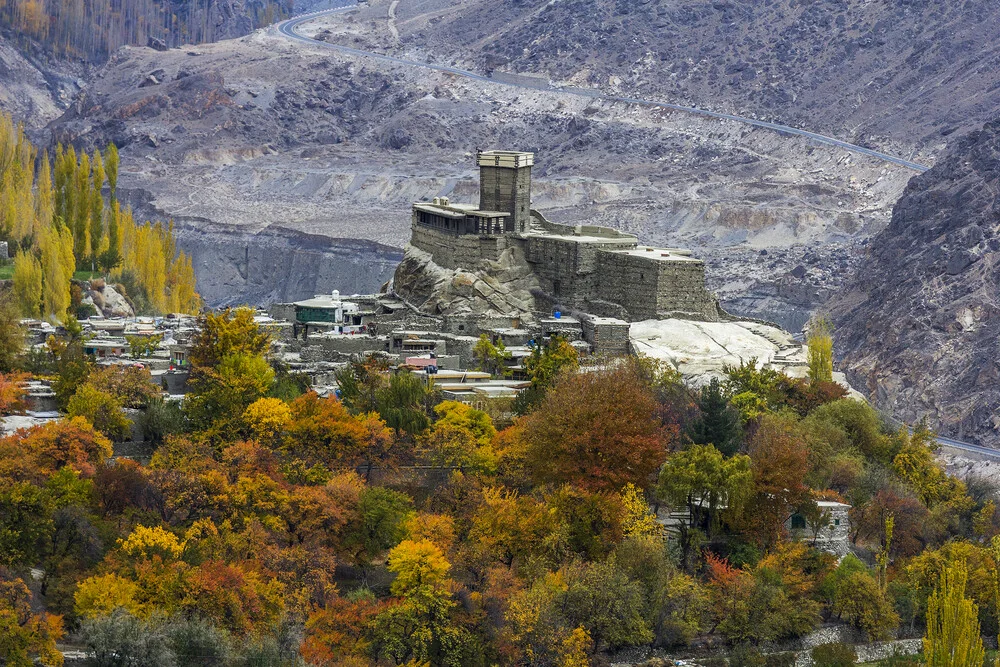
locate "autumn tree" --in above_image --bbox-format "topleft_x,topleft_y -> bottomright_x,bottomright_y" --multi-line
0,573 -> 63,666
807,317 -> 834,383
0,294 -> 25,373
283,391 -> 395,471
86,364 -> 160,409
522,363 -> 666,492
370,539 -> 478,665
924,563 -> 985,667
0,372 -> 28,416
67,384 -> 132,441
11,250 -> 42,318
243,396 -> 292,443
746,413 -> 811,547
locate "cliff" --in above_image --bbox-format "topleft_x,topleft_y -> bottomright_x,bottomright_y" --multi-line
829,120 -> 1000,444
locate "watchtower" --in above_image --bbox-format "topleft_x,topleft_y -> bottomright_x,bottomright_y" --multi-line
478,150 -> 533,234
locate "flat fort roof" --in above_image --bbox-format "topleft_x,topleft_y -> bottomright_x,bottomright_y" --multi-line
477,150 -> 534,168
604,245 -> 702,263
414,202 -> 509,218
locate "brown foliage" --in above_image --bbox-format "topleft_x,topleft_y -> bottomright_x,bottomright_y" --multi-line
0,416 -> 112,482
745,414 -> 811,547
521,364 -> 668,492
0,371 -> 28,416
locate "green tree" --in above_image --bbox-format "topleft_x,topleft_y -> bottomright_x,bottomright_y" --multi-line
49,317 -> 91,410
344,486 -> 413,567
67,384 -> 132,442
807,317 -> 834,383
524,335 -> 578,389
558,558 -> 654,650
658,444 -> 752,568
924,563 -> 985,667
723,358 -> 784,423
833,570 -> 899,640
686,378 -> 742,456
472,334 -> 512,377
375,372 -> 431,436
186,352 -> 275,432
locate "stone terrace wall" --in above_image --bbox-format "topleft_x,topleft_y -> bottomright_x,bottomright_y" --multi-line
595,251 -> 666,321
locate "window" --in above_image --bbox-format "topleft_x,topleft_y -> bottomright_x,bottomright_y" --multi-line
834,518 -> 840,526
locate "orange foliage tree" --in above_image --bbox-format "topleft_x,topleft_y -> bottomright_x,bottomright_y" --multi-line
284,392 -> 395,471
0,371 -> 27,416
746,414 -> 811,547
0,416 -> 112,482
521,364 -> 668,492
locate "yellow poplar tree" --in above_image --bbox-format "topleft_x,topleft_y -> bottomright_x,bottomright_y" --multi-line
39,225 -> 74,321
924,563 -> 985,667
11,250 -> 42,318
807,317 -> 834,383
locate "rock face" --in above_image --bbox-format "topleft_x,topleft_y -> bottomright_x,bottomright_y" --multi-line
392,244 -> 540,324
829,120 -> 1000,445
88,284 -> 136,318
395,0 -> 1000,154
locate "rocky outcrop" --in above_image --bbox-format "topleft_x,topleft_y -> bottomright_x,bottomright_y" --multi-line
392,244 -> 539,324
829,120 -> 1000,445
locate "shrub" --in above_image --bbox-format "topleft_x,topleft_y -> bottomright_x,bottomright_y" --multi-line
812,642 -> 857,667
764,652 -> 796,667
729,645 -> 766,667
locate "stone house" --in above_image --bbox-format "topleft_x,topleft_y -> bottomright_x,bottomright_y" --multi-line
786,500 -> 851,556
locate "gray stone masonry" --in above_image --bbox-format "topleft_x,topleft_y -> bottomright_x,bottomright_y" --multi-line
0,241 -> 8,261
401,150 -> 722,325
582,315 -> 631,355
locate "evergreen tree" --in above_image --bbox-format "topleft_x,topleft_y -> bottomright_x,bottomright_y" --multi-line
686,378 -> 742,456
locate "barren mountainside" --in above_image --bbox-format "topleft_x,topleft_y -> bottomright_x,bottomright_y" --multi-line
388,0 -> 1000,156
830,120 -> 1000,446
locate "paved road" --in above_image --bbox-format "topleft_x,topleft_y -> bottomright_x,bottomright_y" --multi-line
936,435 -> 1000,460
276,4 -> 931,173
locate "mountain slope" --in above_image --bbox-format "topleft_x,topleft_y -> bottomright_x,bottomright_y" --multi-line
377,0 -> 1000,157
829,120 -> 1000,445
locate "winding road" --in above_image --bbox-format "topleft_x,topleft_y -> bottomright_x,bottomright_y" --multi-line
276,3 -> 931,173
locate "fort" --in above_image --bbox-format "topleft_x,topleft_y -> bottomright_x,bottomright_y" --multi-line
394,150 -> 723,327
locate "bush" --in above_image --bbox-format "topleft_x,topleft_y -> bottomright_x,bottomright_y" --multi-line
812,642 -> 857,667
729,645 -> 766,667
165,617 -> 231,666
83,609 -> 175,667
140,397 -> 186,443
764,652 -> 796,667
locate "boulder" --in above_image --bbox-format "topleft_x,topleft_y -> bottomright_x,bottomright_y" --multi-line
100,285 -> 135,318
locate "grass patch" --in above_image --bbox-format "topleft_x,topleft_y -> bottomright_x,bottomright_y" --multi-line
0,263 -> 12,279
73,270 -> 103,281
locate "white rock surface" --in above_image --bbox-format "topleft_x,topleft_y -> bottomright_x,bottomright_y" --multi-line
100,286 -> 135,318
629,318 -> 808,383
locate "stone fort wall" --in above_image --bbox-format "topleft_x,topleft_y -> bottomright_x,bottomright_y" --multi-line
408,217 -> 720,322
409,223 -> 511,270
